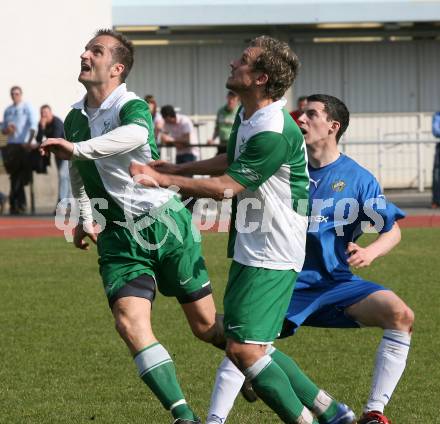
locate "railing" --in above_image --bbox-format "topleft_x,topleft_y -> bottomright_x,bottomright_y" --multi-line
158,139 -> 439,192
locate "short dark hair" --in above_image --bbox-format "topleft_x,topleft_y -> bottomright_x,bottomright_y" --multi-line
10,86 -> 22,94
297,96 -> 307,103
227,90 -> 238,97
94,29 -> 134,82
307,94 -> 350,143
249,36 -> 300,101
40,104 -> 51,111
160,105 -> 176,119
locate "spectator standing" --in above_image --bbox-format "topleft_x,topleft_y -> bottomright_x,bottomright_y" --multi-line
1,86 -> 37,214
290,95 -> 307,125
36,105 -> 72,208
208,91 -> 240,155
432,111 -> 440,208
144,94 -> 164,141
160,105 -> 197,164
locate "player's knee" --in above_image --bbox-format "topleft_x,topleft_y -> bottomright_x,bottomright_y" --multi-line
225,342 -> 263,370
114,313 -> 145,343
386,303 -> 414,331
400,305 -> 415,330
189,313 -> 225,346
225,343 -> 243,367
190,322 -> 213,342
114,315 -> 132,340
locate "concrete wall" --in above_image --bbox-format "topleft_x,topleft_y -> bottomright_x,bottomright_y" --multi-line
0,0 -> 112,213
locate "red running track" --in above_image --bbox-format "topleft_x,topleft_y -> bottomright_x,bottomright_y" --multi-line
0,215 -> 439,240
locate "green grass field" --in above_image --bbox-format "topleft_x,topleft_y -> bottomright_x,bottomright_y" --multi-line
1,228 -> 439,423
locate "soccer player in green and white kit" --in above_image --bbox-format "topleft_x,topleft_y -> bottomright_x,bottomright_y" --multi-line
40,29 -> 225,424
131,36 -> 355,424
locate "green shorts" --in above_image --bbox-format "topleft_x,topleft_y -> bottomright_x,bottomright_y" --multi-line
223,261 -> 297,344
97,203 -> 210,306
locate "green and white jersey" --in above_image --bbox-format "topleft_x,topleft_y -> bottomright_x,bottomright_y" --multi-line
226,98 -> 309,271
65,83 -> 175,223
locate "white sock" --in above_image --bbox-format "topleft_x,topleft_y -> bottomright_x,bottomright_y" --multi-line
206,357 -> 245,424
297,407 -> 315,424
365,329 -> 411,413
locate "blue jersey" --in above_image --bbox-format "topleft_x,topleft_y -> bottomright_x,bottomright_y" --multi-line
297,154 -> 405,287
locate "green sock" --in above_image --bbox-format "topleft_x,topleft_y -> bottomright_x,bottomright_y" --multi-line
245,355 -> 312,423
269,346 -> 338,422
134,342 -> 198,421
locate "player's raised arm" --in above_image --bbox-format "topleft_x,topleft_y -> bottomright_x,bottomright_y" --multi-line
40,123 -> 147,161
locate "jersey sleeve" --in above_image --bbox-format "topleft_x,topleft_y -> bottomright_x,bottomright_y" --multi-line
63,110 -> 75,141
119,99 -> 151,130
69,162 -> 93,224
226,131 -> 290,191
360,176 -> 405,233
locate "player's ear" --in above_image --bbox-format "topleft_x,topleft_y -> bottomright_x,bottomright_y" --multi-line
330,120 -> 341,135
255,72 -> 269,87
111,62 -> 125,79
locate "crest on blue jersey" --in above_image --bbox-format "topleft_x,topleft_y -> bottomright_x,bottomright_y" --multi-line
331,180 -> 346,192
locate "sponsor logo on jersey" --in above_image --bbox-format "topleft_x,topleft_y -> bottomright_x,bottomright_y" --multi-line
310,215 -> 329,223
132,118 -> 147,126
331,180 -> 346,192
239,164 -> 261,183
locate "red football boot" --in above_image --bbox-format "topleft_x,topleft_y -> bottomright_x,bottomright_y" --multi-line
358,411 -> 391,424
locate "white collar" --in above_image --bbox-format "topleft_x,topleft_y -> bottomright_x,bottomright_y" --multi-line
239,98 -> 287,127
72,83 -> 127,111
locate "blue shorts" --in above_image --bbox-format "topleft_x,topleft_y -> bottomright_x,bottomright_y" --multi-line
280,278 -> 388,338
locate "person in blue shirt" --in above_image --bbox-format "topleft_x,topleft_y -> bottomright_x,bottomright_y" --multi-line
1,86 -> 38,214
206,94 -> 413,424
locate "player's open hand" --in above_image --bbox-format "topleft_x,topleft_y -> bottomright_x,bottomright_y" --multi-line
130,161 -> 161,188
73,222 -> 100,250
40,138 -> 74,160
346,242 -> 376,269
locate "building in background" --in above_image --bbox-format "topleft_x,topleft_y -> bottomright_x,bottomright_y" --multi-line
114,0 -> 440,189
1,0 -> 439,211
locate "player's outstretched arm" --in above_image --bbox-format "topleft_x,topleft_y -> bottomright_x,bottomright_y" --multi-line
40,125 -> 148,161
40,138 -> 74,160
151,153 -> 228,177
346,222 -> 401,269
130,160 -> 244,200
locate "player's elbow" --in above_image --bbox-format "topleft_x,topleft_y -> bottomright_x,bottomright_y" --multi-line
392,223 -> 402,245
210,178 -> 229,201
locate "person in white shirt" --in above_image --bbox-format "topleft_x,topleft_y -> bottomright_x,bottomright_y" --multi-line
160,105 -> 198,164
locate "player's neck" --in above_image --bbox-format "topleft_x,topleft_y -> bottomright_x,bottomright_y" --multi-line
240,95 -> 273,120
85,82 -> 120,108
307,143 -> 340,169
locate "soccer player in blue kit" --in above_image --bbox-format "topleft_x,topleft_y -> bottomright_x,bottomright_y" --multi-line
206,94 -> 413,424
